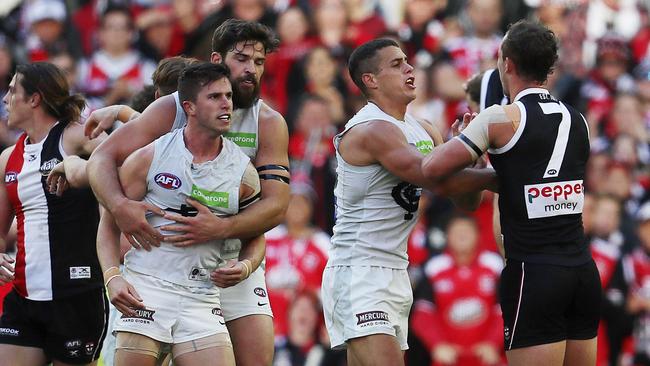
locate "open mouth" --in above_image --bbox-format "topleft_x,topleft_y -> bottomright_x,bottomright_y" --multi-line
405,77 -> 415,88
218,114 -> 231,121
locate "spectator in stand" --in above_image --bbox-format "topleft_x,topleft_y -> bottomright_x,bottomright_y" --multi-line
412,215 -> 504,366
314,0 -> 350,58
342,0 -> 387,48
580,34 -> 636,135
22,0 -> 82,63
77,5 -> 156,110
134,5 -> 181,62
49,50 -> 79,93
287,95 -> 337,231
0,38 -> 19,150
406,60 -> 447,136
273,291 -> 344,366
263,6 -> 318,114
266,182 -> 329,338
635,61 -> 650,124
608,202 -> 650,365
444,0 -> 502,78
397,0 -> 447,59
288,46 -> 347,125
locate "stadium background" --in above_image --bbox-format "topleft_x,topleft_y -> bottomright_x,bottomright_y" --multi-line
0,0 -> 649,365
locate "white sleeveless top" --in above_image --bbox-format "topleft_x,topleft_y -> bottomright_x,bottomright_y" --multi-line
124,128 -> 251,287
172,92 -> 263,260
329,102 -> 434,269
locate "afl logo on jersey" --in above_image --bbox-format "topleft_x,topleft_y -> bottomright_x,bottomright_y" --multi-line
154,173 -> 182,190
4,172 -> 17,184
40,158 -> 60,176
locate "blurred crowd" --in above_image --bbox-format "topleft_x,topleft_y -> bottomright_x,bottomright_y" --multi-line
1,0 -> 650,365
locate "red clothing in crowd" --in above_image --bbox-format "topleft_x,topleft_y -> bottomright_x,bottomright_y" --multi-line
265,225 -> 329,338
412,251 -> 505,366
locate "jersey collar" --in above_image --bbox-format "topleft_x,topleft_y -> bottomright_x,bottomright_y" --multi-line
513,87 -> 550,102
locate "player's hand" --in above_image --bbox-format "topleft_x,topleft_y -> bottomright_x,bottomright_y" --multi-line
46,161 -> 69,196
451,112 -> 477,137
106,275 -> 146,317
113,199 -> 164,251
473,343 -> 501,365
210,259 -> 250,288
162,198 -> 231,246
84,105 -> 122,139
432,344 -> 459,365
0,253 -> 15,285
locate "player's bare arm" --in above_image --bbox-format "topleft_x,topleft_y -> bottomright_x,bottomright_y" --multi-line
342,120 -> 495,196
418,119 -> 485,211
84,104 -> 142,139
211,162 -> 265,287
97,144 -> 153,316
422,104 -> 519,182
162,104 -> 290,242
87,96 -> 174,249
46,122 -> 109,194
0,146 -> 16,285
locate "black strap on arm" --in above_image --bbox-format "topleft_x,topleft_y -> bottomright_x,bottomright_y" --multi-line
240,192 -> 262,209
259,174 -> 290,184
256,164 -> 290,172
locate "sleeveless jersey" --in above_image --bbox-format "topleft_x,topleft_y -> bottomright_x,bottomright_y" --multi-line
480,68 -> 508,111
124,128 -> 250,287
171,92 -> 262,260
488,88 -> 591,266
329,102 -> 434,269
5,123 -> 102,301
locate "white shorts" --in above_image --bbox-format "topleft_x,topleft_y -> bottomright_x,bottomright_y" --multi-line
321,266 -> 413,350
220,266 -> 273,322
113,268 -> 229,344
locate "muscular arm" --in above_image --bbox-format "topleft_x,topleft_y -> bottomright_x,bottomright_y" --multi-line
219,106 -> 290,239
87,96 -> 174,246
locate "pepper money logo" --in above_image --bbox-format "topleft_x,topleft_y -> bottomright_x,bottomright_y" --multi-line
524,180 -> 584,219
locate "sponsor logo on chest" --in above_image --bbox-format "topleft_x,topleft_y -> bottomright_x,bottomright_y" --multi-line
191,185 -> 229,208
524,180 -> 584,219
70,266 -> 91,279
154,173 -> 182,190
224,132 -> 256,148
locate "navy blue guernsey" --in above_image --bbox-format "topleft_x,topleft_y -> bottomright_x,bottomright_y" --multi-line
480,68 -> 508,111
6,122 -> 102,300
488,88 -> 591,266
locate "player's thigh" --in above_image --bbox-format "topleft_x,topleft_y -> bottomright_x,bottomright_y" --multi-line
114,331 -> 163,366
173,341 -> 235,366
506,340 -> 566,366
226,314 -> 274,366
347,333 -> 404,366
563,338 -> 597,366
0,344 -> 47,366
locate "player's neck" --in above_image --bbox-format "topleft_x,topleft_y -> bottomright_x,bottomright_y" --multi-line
25,112 -> 57,144
183,123 -> 224,164
508,78 -> 546,102
368,98 -> 407,121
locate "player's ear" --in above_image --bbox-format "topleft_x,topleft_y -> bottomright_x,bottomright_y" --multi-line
30,92 -> 41,108
361,73 -> 378,90
182,100 -> 196,116
210,52 -> 223,64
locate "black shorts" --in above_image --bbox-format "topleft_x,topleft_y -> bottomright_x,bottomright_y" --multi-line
0,287 -> 108,364
499,259 -> 601,350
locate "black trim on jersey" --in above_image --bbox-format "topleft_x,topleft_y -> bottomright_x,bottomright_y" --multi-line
165,204 -> 198,217
240,193 -> 261,209
256,164 -> 290,172
41,123 -> 103,299
458,134 -> 483,157
259,174 -> 290,184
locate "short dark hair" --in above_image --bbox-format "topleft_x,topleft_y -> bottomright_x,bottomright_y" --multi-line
177,62 -> 231,104
152,56 -> 200,96
16,62 -> 85,125
129,85 -> 156,113
211,19 -> 279,58
464,71 -> 484,105
348,38 -> 400,96
100,5 -> 134,30
501,20 -> 558,84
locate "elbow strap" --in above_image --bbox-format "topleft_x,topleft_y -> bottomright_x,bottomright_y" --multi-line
259,174 -> 290,184
256,164 -> 290,172
240,192 -> 261,209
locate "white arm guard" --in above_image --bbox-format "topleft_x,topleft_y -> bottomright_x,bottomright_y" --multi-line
455,104 -> 509,159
